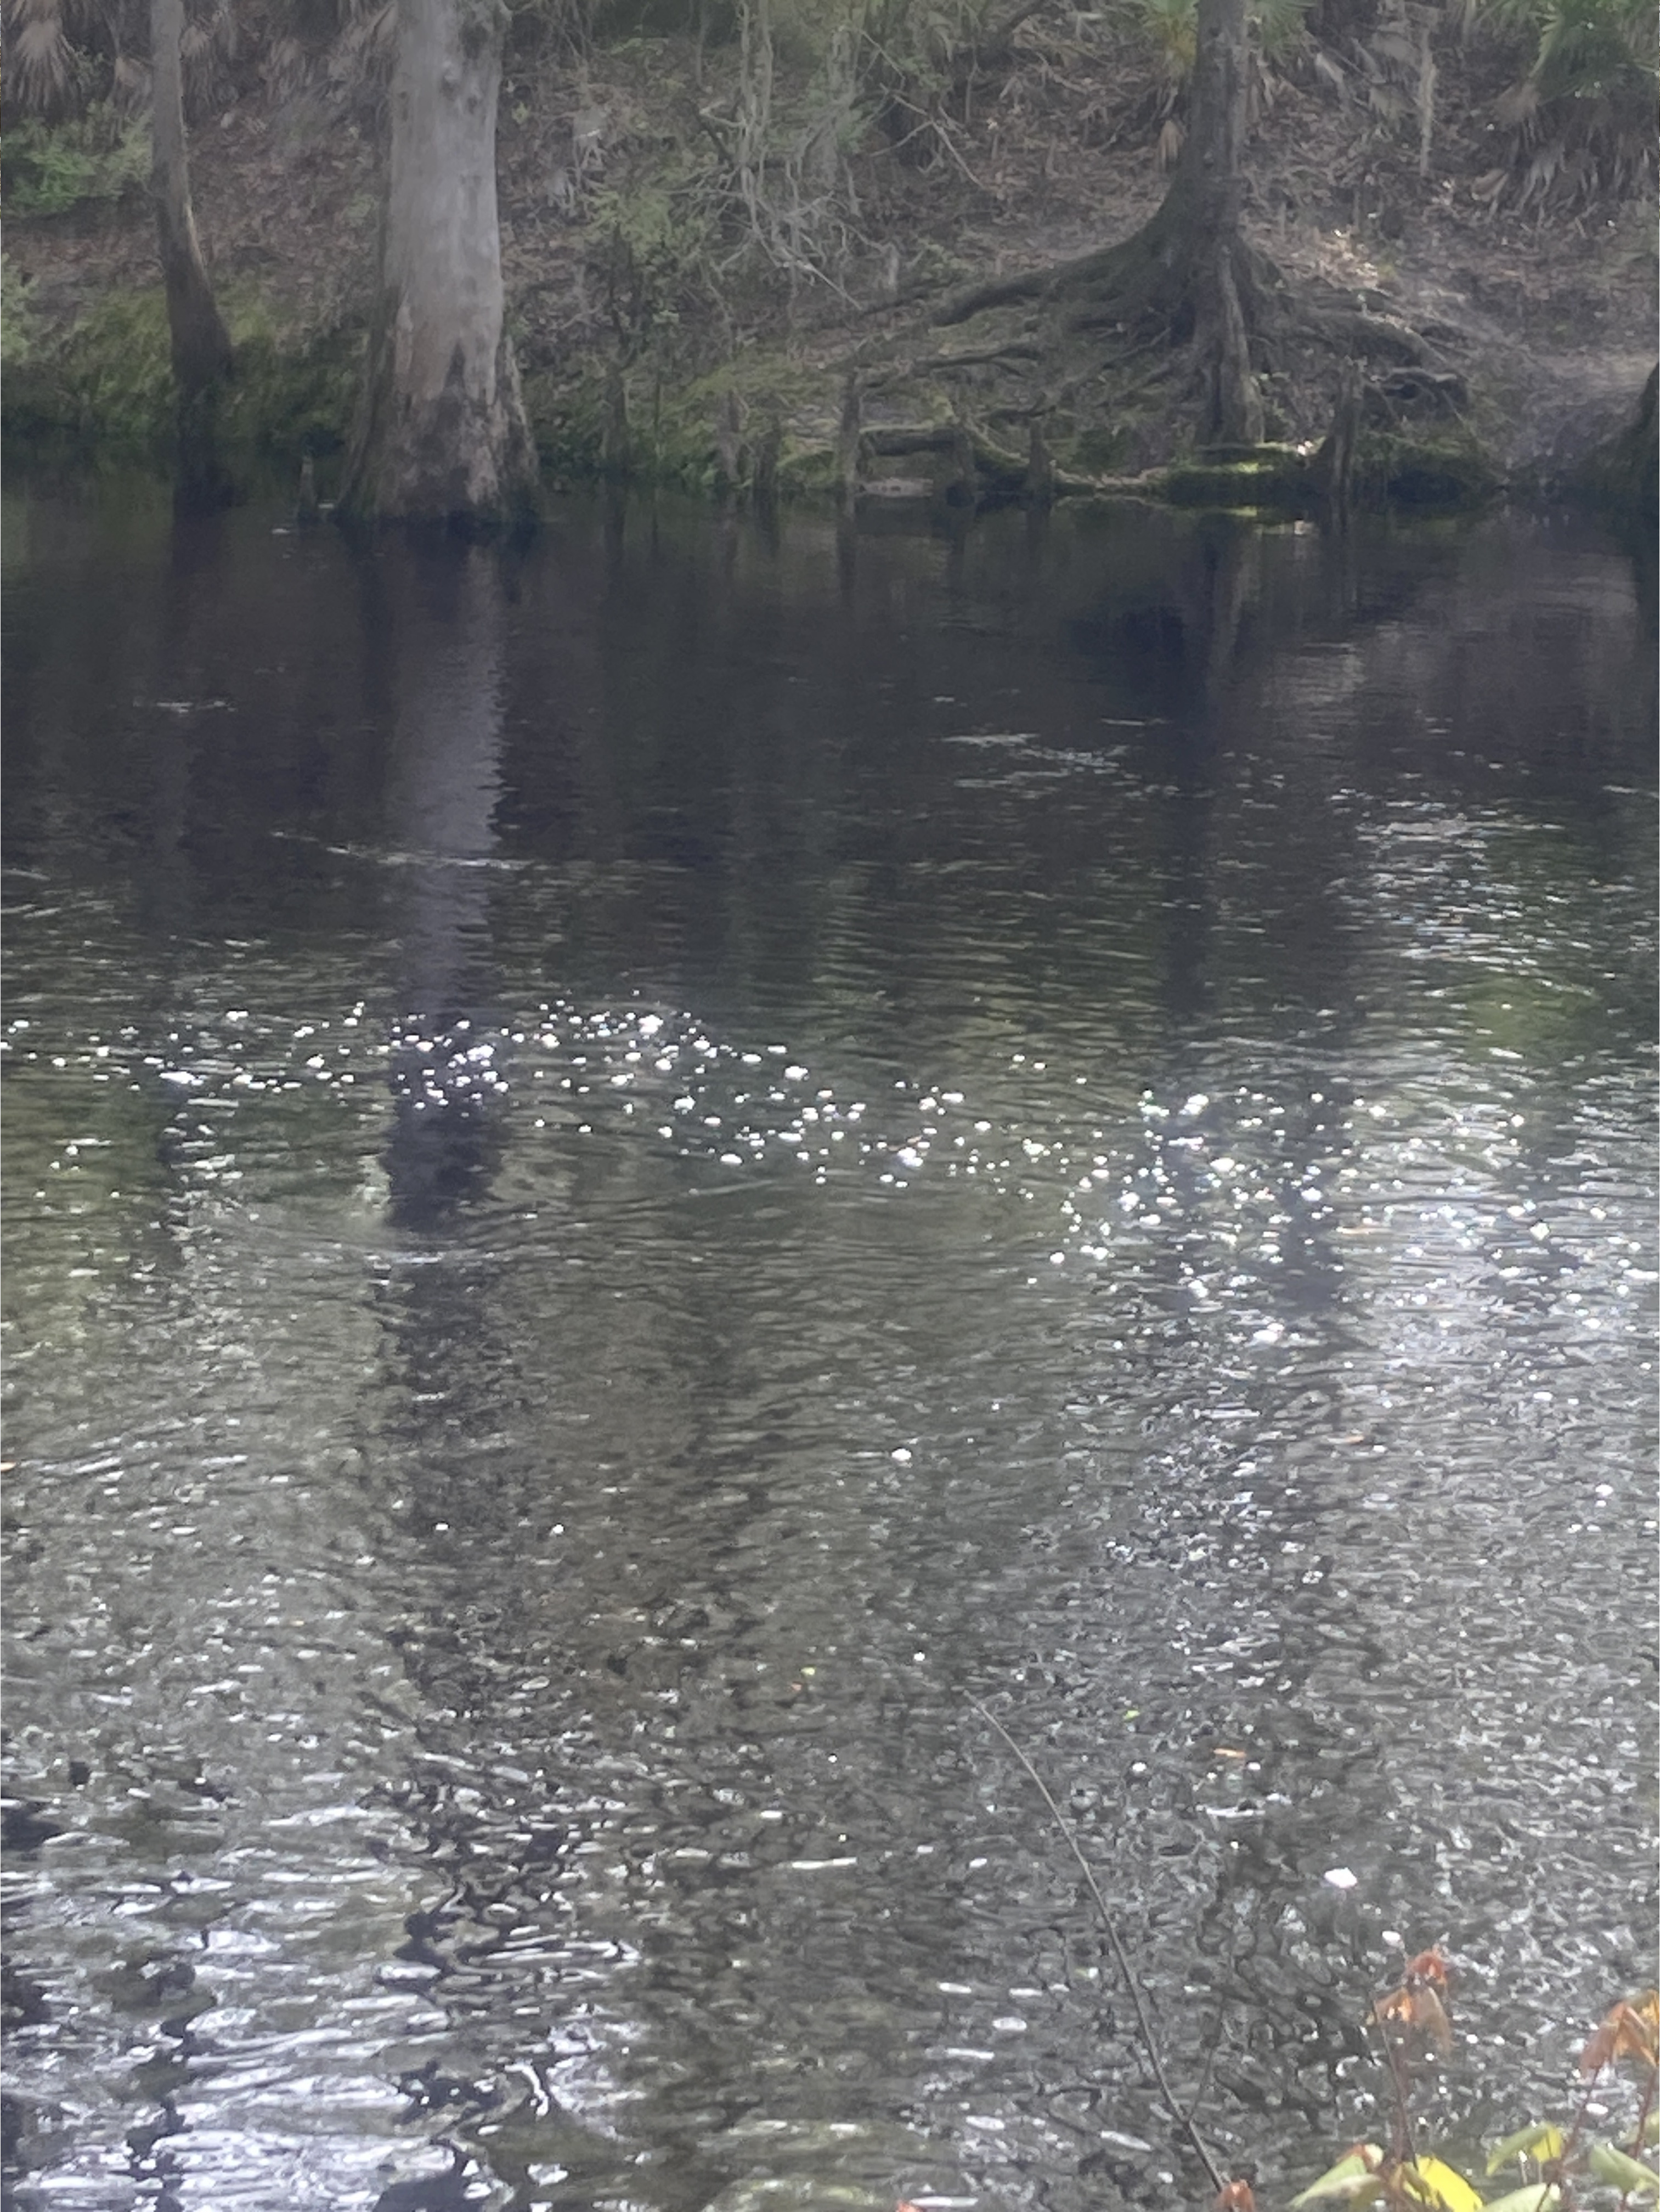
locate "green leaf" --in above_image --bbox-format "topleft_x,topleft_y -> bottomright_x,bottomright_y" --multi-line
1588,2144 -> 1659,2197
1292,2150 -> 1387,2208
1641,2115 -> 1660,2154
1487,2127 -> 1566,2174
1403,2155 -> 1485,2212
1483,2185 -> 1561,2212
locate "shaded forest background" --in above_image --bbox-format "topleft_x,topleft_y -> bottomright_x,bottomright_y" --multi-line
2,0 -> 1655,488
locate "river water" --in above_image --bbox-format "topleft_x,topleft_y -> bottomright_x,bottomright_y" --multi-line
2,483 -> 1654,2212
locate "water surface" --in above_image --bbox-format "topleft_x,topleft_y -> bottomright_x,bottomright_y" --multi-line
3,487 -> 1655,2212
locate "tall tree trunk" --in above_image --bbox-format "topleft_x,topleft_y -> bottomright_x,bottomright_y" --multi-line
150,0 -> 233,398
339,0 -> 538,528
1181,0 -> 1264,444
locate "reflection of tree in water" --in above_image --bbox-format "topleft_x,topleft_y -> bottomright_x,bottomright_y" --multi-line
360,1097 -> 1163,2199
374,542 -> 511,1234
363,1199 -> 800,2199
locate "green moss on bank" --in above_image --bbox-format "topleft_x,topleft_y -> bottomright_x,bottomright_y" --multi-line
1158,431 -> 1499,517
1365,432 -> 1501,510
2,285 -> 363,462
0,275 -> 1514,524
1164,446 -> 1317,511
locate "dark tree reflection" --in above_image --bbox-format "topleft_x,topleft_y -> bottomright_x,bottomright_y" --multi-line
376,541 -> 511,1233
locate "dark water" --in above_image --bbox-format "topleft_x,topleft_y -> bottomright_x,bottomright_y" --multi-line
2,482 -> 1655,2212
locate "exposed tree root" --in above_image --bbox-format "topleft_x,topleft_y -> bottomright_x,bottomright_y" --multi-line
932,205 -> 1439,458
928,0 -> 1440,458
831,0 -> 1478,505
905,340 -> 1045,374
940,233 -> 1279,447
935,265 -> 1054,326
934,0 -> 1285,454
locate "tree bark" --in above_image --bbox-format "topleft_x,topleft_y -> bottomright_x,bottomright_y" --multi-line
1314,358 -> 1363,520
150,0 -> 232,398
1180,0 -> 1263,442
1170,0 -> 1250,256
1083,0 -> 1263,438
835,371 -> 862,506
339,0 -> 538,528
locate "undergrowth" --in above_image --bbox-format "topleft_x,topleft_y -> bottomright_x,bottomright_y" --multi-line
1,255 -> 44,364
5,0 -> 1651,222
1,285 -> 364,456
0,104 -> 148,213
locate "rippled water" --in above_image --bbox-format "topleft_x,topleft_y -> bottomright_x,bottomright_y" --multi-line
2,485 -> 1655,2212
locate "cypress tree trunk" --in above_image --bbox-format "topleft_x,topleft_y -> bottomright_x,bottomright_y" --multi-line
339,0 -> 538,528
1098,0 -> 1262,442
150,0 -> 232,397
935,0 -> 1267,445
1182,0 -> 1263,444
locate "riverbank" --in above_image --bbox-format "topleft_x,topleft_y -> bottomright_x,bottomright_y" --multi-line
3,12 -> 1654,514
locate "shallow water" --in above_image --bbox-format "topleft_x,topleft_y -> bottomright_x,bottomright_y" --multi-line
2,486 -> 1655,2212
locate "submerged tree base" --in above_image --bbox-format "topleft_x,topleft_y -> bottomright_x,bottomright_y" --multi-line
337,311 -> 540,532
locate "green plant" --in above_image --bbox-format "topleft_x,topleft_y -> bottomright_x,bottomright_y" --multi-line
1,255 -> 43,364
0,0 -> 246,122
588,152 -> 724,353
0,280 -> 363,455
856,0 -> 1046,177
1,0 -> 378,126
0,106 -> 148,212
1295,1965 -> 1660,2212
1483,0 -> 1656,103
1109,0 -> 1316,72
1130,0 -> 1197,98
724,1 -> 867,290
1481,0 -> 1658,202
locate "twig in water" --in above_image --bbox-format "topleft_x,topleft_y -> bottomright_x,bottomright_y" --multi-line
970,1695 -> 1230,2196
1185,1999 -> 1231,2131
1368,2000 -> 1422,2166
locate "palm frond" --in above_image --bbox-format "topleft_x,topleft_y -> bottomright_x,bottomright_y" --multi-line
111,50 -> 149,108
262,29 -> 308,96
1486,0 -> 1657,201
1529,0 -> 1656,99
3,0 -> 75,112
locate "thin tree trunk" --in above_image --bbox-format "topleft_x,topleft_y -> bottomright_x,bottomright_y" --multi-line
150,0 -> 232,398
835,371 -> 862,506
339,0 -> 537,527
1314,357 -> 1363,520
